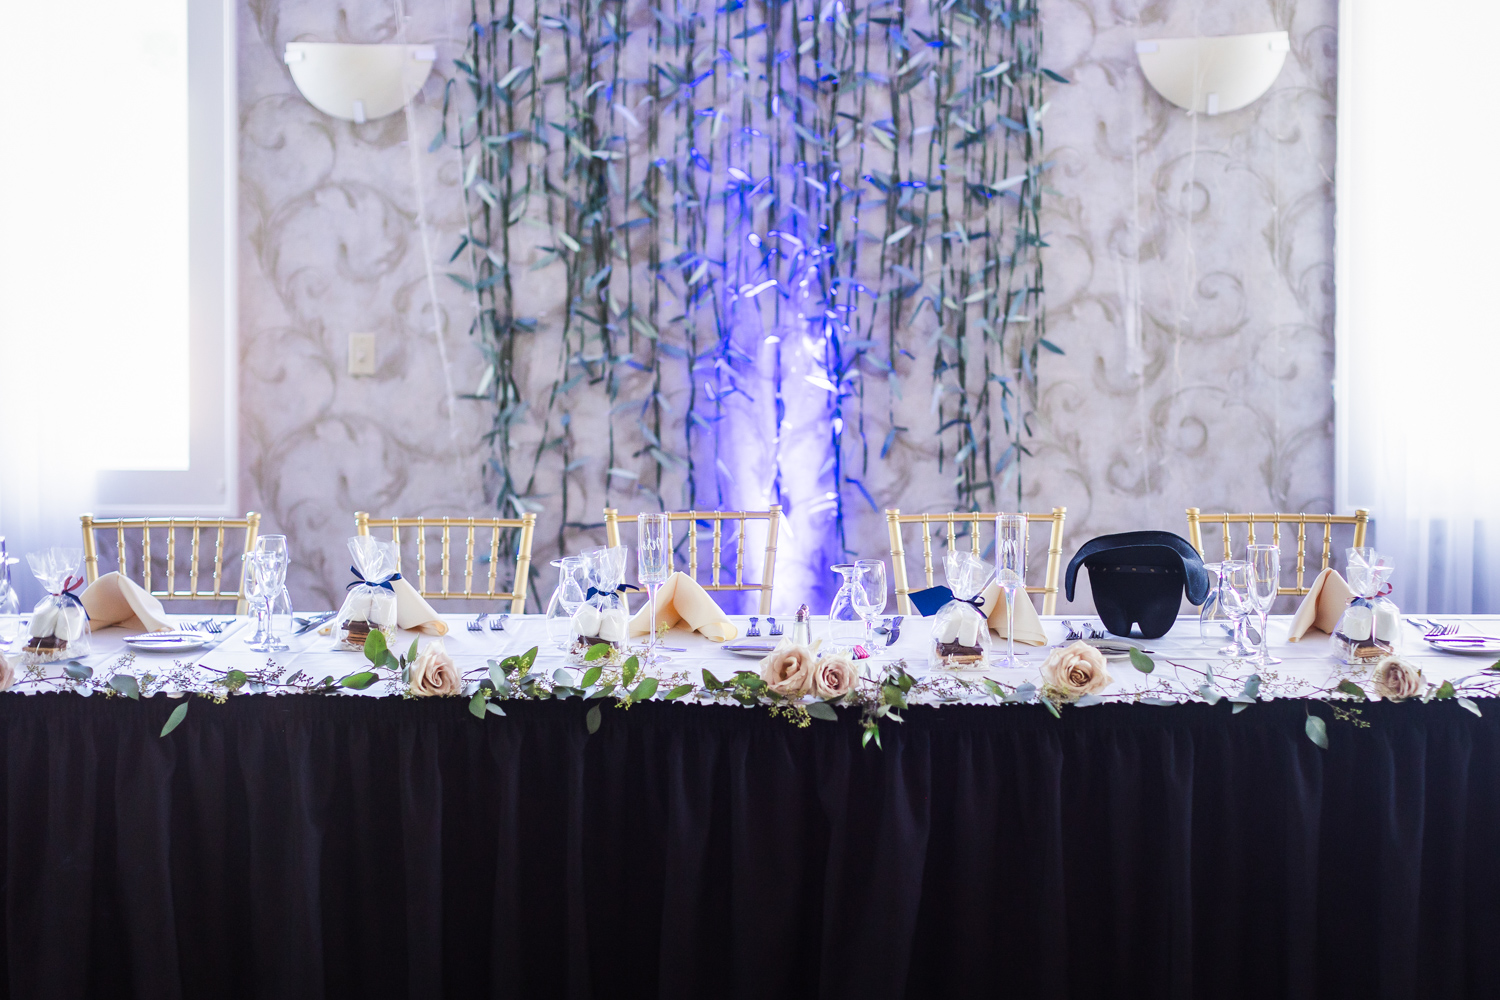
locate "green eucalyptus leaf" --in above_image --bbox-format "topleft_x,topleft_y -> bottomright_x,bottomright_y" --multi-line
1074,693 -> 1104,707
631,677 -> 659,702
1337,679 -> 1367,700
225,669 -> 248,691
581,665 -> 603,688
383,651 -> 400,671
407,638 -> 420,663
1040,695 -> 1061,719
64,661 -> 92,681
584,642 -> 610,662
702,668 -> 723,691
1232,703 -> 1249,714
340,671 -> 378,690
490,660 -> 507,691
622,656 -> 640,686
1241,674 -> 1262,699
1198,685 -> 1222,706
1434,680 -> 1456,700
1458,697 -> 1482,717
883,684 -> 908,710
586,703 -> 602,734
363,629 -> 388,665
469,691 -> 488,718
160,701 -> 189,737
807,701 -> 839,721
110,674 -> 140,700
1128,648 -> 1155,674
519,646 -> 539,671
485,701 -> 507,717
1305,715 -> 1329,750
554,668 -> 575,687
862,726 -> 875,748
663,684 -> 693,701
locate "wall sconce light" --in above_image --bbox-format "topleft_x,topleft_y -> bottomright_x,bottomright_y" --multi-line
283,43 -> 436,124
1135,31 -> 1290,115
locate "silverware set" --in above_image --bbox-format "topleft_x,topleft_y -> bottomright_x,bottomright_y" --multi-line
1062,620 -> 1105,641
467,613 -> 509,633
293,612 -> 337,635
871,615 -> 904,646
184,619 -> 225,635
1408,618 -> 1500,643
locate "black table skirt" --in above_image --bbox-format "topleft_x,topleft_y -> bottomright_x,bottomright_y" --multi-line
0,692 -> 1495,1000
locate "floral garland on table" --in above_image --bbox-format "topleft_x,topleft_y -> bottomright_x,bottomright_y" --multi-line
3,635 -> 1494,752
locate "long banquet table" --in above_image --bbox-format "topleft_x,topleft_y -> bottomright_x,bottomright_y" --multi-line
1,612 -> 1498,999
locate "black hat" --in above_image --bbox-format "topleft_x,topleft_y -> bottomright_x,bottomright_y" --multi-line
1064,531 -> 1210,639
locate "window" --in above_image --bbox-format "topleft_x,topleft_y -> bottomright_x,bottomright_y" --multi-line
1336,0 -> 1500,612
0,0 -> 235,536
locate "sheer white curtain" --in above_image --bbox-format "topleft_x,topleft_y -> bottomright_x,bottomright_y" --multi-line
1338,0 -> 1500,613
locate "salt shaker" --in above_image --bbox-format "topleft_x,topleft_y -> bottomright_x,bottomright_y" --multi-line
791,603 -> 813,646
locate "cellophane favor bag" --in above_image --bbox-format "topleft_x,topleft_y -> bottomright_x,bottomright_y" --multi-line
334,536 -> 401,651
23,548 -> 91,665
930,550 -> 992,670
567,546 -> 630,664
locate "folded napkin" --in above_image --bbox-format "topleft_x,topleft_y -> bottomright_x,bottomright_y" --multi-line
80,572 -> 171,632
978,582 -> 1049,645
393,577 -> 449,635
1287,567 -> 1353,641
628,572 -> 738,642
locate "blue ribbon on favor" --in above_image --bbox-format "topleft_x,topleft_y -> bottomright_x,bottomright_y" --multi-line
348,566 -> 402,592
52,574 -> 86,609
907,585 -> 986,618
586,583 -> 643,601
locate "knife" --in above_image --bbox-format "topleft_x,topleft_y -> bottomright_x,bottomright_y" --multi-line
294,612 -> 337,635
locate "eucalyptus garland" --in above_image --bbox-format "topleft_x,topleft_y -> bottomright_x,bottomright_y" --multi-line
436,0 -> 1059,582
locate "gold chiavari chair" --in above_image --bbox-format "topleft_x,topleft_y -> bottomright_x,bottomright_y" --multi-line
80,512 -> 262,614
603,506 -> 782,614
1184,507 -> 1372,596
353,512 -> 538,613
886,508 -> 1068,615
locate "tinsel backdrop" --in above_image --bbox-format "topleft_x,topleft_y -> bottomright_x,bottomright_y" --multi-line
438,0 -> 1053,605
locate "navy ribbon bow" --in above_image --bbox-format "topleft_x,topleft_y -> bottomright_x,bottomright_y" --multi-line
348,566 -> 402,592
586,583 -> 643,601
51,574 -> 86,609
907,585 -> 986,618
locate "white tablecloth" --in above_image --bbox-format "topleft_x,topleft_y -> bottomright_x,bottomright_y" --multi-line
5,611 -> 1498,704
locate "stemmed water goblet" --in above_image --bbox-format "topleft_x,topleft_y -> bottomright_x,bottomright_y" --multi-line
245,534 -> 290,653
852,559 -> 886,644
1215,560 -> 1256,657
1246,543 -> 1283,667
545,555 -> 589,650
636,513 -> 673,664
996,514 -> 1027,667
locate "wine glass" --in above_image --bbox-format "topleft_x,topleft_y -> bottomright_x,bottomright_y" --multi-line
1216,560 -> 1256,657
246,535 -> 289,652
852,559 -> 886,644
1199,562 -> 1233,642
0,536 -> 18,648
827,564 -> 866,645
996,514 -> 1027,667
637,514 -> 673,664
1246,544 -> 1282,666
545,556 -> 589,649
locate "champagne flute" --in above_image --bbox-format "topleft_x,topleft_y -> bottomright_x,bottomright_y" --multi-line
636,514 -> 672,664
996,514 -> 1027,667
852,559 -> 886,644
1246,544 -> 1282,667
246,535 -> 289,652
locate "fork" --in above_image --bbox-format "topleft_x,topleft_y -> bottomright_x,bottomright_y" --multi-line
1424,620 -> 1459,637
468,613 -> 489,632
746,617 -> 760,637
489,614 -> 508,632
1062,620 -> 1083,641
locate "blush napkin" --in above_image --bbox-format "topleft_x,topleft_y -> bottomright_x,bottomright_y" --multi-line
628,572 -> 738,642
1287,567 -> 1354,641
978,582 -> 1049,645
80,572 -> 172,633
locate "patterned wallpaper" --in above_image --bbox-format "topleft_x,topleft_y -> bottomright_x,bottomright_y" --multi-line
239,0 -> 1337,612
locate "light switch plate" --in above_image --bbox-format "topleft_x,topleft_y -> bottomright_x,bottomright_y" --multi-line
348,333 -> 377,376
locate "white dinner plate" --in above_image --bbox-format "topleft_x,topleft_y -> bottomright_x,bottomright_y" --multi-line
721,641 -> 779,657
123,631 -> 208,653
1423,636 -> 1500,656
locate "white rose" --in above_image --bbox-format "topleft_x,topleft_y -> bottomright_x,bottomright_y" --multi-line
1371,655 -> 1424,702
758,643 -> 816,698
1040,640 -> 1113,701
409,640 -> 462,697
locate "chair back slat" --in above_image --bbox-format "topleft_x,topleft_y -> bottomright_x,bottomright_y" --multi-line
603,507 -> 782,614
354,512 -> 537,613
886,508 -> 1067,615
80,513 -> 261,614
1184,507 -> 1372,596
